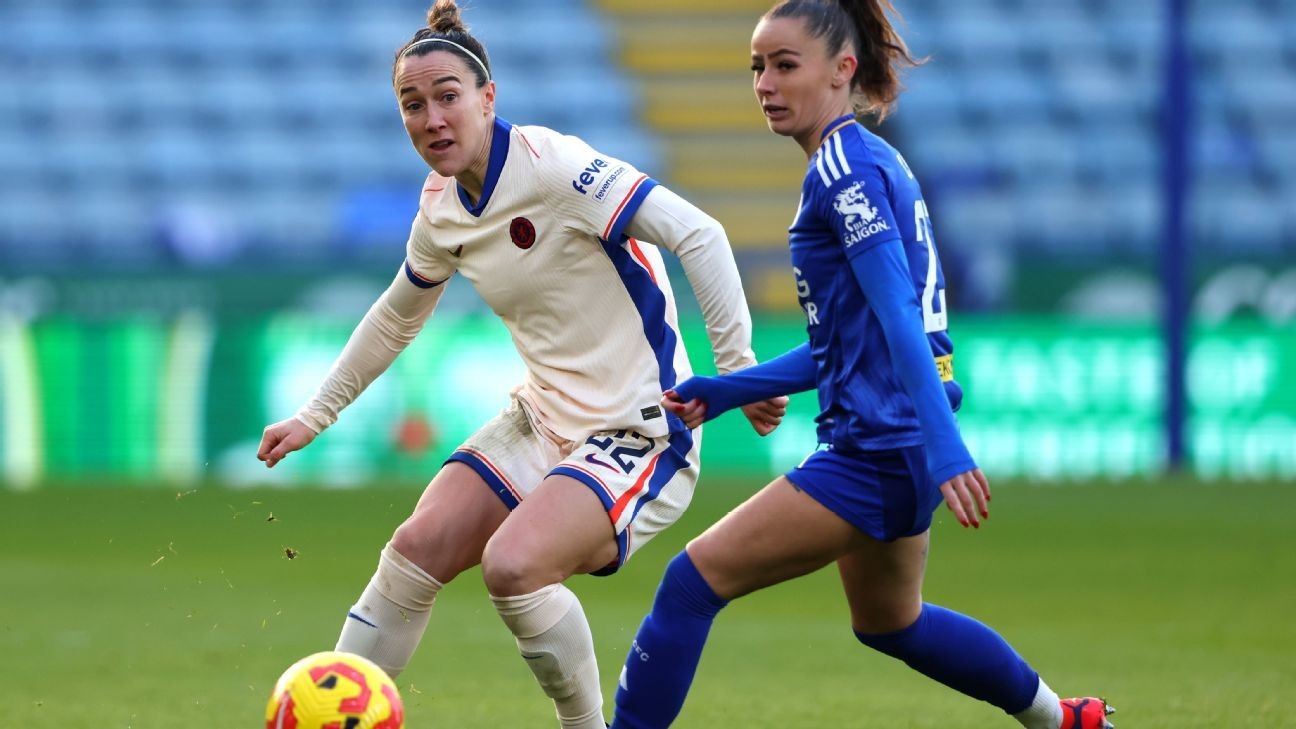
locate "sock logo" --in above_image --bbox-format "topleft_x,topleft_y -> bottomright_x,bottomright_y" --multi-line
629,638 -> 650,663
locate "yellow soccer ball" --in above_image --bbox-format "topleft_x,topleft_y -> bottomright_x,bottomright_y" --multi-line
265,651 -> 405,729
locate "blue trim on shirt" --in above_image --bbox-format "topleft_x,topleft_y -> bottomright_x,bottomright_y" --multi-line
606,177 -> 659,243
599,237 -> 686,432
820,113 -> 857,140
457,116 -> 513,217
403,259 -> 444,289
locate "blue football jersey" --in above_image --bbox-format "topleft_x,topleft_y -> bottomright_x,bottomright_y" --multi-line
789,114 -> 958,451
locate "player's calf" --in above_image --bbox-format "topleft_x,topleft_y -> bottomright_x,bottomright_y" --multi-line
335,542 -> 444,678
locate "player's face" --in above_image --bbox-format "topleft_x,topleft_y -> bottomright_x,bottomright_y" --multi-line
751,17 -> 853,150
395,52 -> 496,178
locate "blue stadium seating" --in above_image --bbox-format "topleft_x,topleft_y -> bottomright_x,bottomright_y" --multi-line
0,0 -> 1291,269
0,0 -> 657,267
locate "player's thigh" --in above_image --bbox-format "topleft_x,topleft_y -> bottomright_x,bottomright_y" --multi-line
481,473 -> 618,596
687,477 -> 868,601
397,397 -> 555,584
836,530 -> 929,633
560,427 -> 700,576
391,461 -> 510,584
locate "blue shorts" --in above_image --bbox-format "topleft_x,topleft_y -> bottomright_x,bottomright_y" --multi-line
784,445 -> 943,542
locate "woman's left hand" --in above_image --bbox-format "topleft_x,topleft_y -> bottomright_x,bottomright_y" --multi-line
939,468 -> 991,528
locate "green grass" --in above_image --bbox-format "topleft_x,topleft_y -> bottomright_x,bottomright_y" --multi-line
2,478 -> 1294,727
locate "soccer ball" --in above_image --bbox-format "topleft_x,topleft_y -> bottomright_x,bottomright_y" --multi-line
265,651 -> 405,729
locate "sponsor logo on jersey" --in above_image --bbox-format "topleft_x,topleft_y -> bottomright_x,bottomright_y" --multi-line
593,165 -> 627,202
571,158 -> 610,195
833,181 -> 890,247
640,405 -> 662,421
510,217 -> 537,249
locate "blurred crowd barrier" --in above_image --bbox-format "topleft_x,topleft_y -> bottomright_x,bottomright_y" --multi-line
1,310 -> 1291,490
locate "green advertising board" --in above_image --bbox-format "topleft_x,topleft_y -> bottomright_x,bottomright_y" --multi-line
1,314 -> 1292,488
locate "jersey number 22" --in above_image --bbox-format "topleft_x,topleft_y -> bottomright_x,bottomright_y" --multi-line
914,199 -> 947,333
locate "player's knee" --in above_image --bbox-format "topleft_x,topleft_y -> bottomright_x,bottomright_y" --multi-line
390,518 -> 465,584
851,599 -> 922,636
481,537 -> 550,596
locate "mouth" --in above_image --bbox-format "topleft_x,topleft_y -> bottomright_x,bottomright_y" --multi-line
427,139 -> 454,153
762,105 -> 789,121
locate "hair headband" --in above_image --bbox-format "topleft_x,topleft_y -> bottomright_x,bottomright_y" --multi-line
404,37 -> 491,81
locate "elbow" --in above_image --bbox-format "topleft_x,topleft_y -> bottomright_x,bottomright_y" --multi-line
685,215 -> 728,253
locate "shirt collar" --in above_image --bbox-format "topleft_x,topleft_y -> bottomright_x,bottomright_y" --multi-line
458,116 -> 512,217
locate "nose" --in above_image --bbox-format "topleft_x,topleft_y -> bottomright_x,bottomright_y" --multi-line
423,108 -> 446,132
754,70 -> 775,98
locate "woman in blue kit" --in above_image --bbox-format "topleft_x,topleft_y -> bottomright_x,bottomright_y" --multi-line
608,2 -> 1113,728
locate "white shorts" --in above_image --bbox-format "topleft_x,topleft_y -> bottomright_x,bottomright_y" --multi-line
446,396 -> 700,575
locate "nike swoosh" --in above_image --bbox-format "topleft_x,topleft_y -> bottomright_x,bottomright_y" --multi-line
584,453 -> 618,473
451,245 -> 463,257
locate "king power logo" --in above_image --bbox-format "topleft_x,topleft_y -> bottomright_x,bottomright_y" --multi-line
833,182 -> 890,247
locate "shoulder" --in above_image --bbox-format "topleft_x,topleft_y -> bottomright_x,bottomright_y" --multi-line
514,124 -> 599,166
417,171 -> 454,212
807,126 -> 908,203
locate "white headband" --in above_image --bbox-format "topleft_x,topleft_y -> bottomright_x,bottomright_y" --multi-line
405,38 -> 491,81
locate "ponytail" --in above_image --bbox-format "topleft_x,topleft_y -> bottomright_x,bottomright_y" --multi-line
765,0 -> 923,121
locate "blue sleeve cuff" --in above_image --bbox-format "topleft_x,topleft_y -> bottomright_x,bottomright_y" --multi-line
403,259 -> 446,289
604,176 -> 659,242
673,343 -> 816,422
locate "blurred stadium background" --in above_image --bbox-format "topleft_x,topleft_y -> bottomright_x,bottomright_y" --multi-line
1,0 -> 1293,488
1,0 -> 1294,726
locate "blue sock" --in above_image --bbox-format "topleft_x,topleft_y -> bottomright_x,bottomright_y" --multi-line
855,603 -> 1039,714
610,551 -> 728,729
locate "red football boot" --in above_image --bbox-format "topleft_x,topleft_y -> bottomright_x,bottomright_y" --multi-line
1060,697 -> 1115,729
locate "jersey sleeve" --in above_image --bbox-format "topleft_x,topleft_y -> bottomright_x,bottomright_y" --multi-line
403,207 -> 456,289
534,132 -> 659,242
816,156 -> 902,260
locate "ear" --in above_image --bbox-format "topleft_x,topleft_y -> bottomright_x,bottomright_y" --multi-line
481,80 -> 497,115
833,54 -> 858,89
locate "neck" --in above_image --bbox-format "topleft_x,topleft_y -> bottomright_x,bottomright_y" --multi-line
456,117 -> 495,203
796,104 -> 854,158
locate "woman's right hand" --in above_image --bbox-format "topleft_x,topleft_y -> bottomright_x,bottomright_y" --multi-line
662,389 -> 708,430
257,417 -> 318,468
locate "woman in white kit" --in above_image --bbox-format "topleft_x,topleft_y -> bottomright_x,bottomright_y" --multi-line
255,1 -> 786,726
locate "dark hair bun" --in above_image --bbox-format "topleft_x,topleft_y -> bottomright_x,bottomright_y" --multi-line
427,0 -> 468,34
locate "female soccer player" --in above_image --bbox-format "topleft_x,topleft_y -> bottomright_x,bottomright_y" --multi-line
608,2 -> 1113,728
256,2 -> 785,727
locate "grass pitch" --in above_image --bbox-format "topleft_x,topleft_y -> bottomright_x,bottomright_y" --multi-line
1,477 -> 1293,727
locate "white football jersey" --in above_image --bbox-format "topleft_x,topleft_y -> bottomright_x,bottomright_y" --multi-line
404,118 -> 697,441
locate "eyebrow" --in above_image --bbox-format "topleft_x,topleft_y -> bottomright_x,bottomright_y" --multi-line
398,75 -> 462,95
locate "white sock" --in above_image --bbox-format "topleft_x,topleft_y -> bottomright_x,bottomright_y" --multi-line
1013,677 -> 1064,729
335,542 -> 444,678
492,584 -> 605,729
